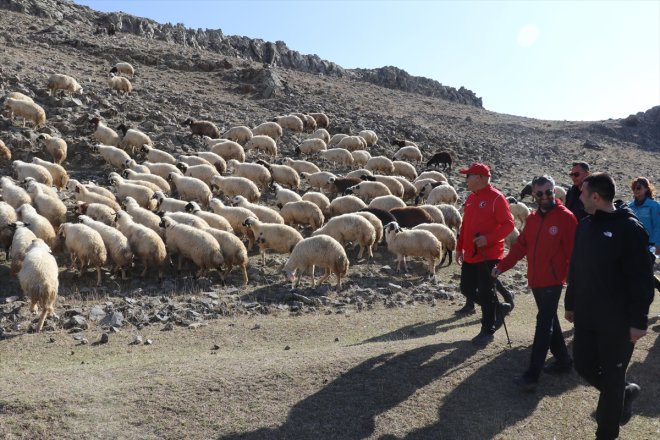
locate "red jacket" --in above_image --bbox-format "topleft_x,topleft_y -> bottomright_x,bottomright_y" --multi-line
497,201 -> 577,288
457,184 -> 515,263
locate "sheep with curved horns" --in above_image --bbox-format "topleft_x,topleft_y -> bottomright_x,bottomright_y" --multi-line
18,239 -> 59,332
283,235 -> 349,291
384,221 -> 442,279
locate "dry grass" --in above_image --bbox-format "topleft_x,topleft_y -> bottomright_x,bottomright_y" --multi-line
1,292 -> 658,440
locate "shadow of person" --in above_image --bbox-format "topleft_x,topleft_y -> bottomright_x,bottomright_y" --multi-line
355,315 -> 480,345
219,340 -> 481,440
624,324 -> 659,420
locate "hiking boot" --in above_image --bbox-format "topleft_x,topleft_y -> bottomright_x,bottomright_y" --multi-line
455,302 -> 476,315
543,359 -> 573,375
512,375 -> 537,392
496,282 -> 515,312
471,332 -> 494,346
620,383 -> 640,426
494,302 -> 512,331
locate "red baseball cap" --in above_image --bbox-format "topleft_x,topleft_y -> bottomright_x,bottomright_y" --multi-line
459,162 -> 491,177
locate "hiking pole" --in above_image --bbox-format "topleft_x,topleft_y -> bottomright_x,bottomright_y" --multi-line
475,233 -> 512,348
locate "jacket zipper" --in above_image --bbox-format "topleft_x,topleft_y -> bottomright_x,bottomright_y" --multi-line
531,213 -> 545,286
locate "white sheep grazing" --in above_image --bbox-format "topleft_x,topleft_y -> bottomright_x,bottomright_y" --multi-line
178,155 -> 211,167
296,138 -> 327,156
195,151 -> 227,173
184,201 -> 233,232
6,91 -> 34,102
256,160 -> 299,189
271,182 -> 302,206
142,161 -> 182,180
140,144 -> 176,164
108,73 -> 133,94
1,176 -> 32,209
328,133 -> 348,147
346,181 -> 391,202
508,199 -> 530,229
0,139 -> 11,161
313,213 -> 376,260
78,216 -> 132,280
346,168 -> 373,179
437,204 -> 461,233
152,191 -> 189,213
413,178 -> 439,195
309,128 -> 331,144
122,168 -> 171,193
23,177 -> 58,200
392,176 -> 417,202
222,126 -> 253,145
226,159 -> 271,189
115,210 -> 167,277
273,115 -> 304,132
393,146 -> 423,164
12,160 -> 53,186
383,221 -> 442,279
281,158 -> 320,174
210,176 -> 261,203
283,235 -> 349,291
368,175 -> 405,198
0,202 -> 18,256
15,204 -> 57,248
91,144 -> 131,169
110,62 -> 135,77
244,135 -> 277,157
159,210 -> 212,230
309,112 -> 330,129
25,180 -> 66,228
505,227 -> 520,249
209,198 -> 256,247
416,170 -> 448,183
279,200 -> 325,231
36,134 -> 67,164
326,195 -> 367,218
368,195 -> 406,212
319,148 -> 354,167
159,216 -> 224,276
109,172 -> 155,209
292,113 -> 316,132
252,121 -> 283,141
419,204 -> 446,224
358,130 -> 378,147
413,223 -> 456,266
202,227 -> 249,285
351,150 -> 371,168
301,191 -> 331,217
9,222 -> 38,276
123,159 -> 151,174
243,217 -> 303,266
18,239 -> 59,332
89,117 -> 120,146
123,196 -> 163,237
31,157 -> 68,190
77,202 -> 116,226
58,223 -> 107,285
355,210 -> 383,250
338,135 -> 368,151
69,181 -> 121,211
116,124 -> 151,155
392,161 -> 418,180
231,195 -> 284,225
176,162 -> 219,187
299,171 -> 336,192
4,98 -> 46,127
47,73 -> 83,96
365,156 -> 395,175
426,184 -> 459,205
208,140 -> 246,162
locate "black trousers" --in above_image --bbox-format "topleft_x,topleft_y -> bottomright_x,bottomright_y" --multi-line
525,285 -> 571,381
460,260 -> 498,334
573,325 -> 634,440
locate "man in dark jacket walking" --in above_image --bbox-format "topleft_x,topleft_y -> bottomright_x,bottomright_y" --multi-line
565,173 -> 655,440
493,175 -> 577,391
564,161 -> 591,221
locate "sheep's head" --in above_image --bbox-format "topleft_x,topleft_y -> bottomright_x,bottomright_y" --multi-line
230,196 -> 244,206
243,217 -> 257,228
116,123 -> 128,135
90,144 -> 100,153
182,118 -> 194,127
345,185 -> 357,195
109,66 -> 118,75
158,216 -> 173,229
89,116 -> 100,126
175,162 -> 188,172
122,159 -> 133,169
184,202 -> 198,213
166,173 -> 175,182
283,268 -> 297,284
293,147 -> 301,156
507,197 -> 517,205
384,221 -> 401,235
360,174 -> 375,181
327,177 -> 336,184
57,224 -> 67,238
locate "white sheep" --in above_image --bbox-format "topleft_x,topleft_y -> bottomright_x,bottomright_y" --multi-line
346,181 -> 391,201
9,222 -> 37,276
122,168 -> 171,193
142,161 -> 182,180
231,195 -> 284,225
281,157 -> 320,174
159,216 -> 224,276
15,204 -> 57,248
392,146 -> 423,164
4,98 -> 46,127
117,124 -> 151,154
292,113 -> 316,132
18,239 -> 59,332
115,210 -> 167,277
31,157 -> 68,189
309,128 -> 331,144
47,73 -> 82,96
351,150 -> 371,167
392,176 -> 417,202
1,176 -> 32,209
346,168 -> 373,179
271,182 -> 302,206
256,160 -> 299,189
309,112 -> 330,129
0,139 -> 10,161
392,161 -> 418,180
367,175 -> 405,198
221,126 -> 253,145
383,221 -> 442,279
123,196 -> 163,237
426,184 -> 459,205
226,159 -> 271,189
109,172 -> 155,209
184,201 -> 233,232
508,199 -> 530,229
273,115 -> 303,132
210,139 -> 246,162
313,213 -> 376,260
279,200 -> 325,231
195,151 -> 227,173
36,134 -> 67,164
91,143 -> 131,169
90,117 -> 120,146
328,133 -> 348,147
368,195 -> 406,212
123,159 -> 151,174
416,170 -> 448,183
419,204 -> 446,224
140,144 -> 176,164
108,73 -> 133,94
110,62 -> 135,77
296,138 -> 327,156
178,155 -> 211,167
23,177 -> 58,200
326,195 -> 367,218
319,148 -> 354,167
299,171 -> 336,192
358,129 -> 378,147
166,173 -> 211,207
25,180 -> 66,228
252,121 -> 283,141
244,135 -> 277,157
243,217 -> 303,265
78,215 -> 133,280
5,91 -> 34,102
77,202 -> 116,226
337,135 -> 368,151
202,227 -> 249,285
58,223 -> 107,285
0,201 -> 17,256
283,235 -> 349,291
301,191 -> 331,217
355,210 -> 384,250
68,180 -> 121,211
209,198 -> 256,247
210,175 -> 261,203
413,223 -> 456,266
12,160 -> 52,186
152,191 -> 189,213
413,178 -> 439,195
365,156 -> 395,175
176,162 -> 219,187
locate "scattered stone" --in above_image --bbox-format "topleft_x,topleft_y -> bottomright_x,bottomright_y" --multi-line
64,315 -> 88,330
99,333 -> 109,344
79,338 -> 89,345
284,345 -> 290,350
100,311 -> 124,328
161,322 -> 174,331
130,335 -> 143,345
3,296 -> 19,303
212,344 -> 220,350
144,339 -> 153,345
89,305 -> 106,321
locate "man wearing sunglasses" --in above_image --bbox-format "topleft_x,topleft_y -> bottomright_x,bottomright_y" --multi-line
492,175 -> 577,391
456,163 -> 515,346
565,161 -> 591,220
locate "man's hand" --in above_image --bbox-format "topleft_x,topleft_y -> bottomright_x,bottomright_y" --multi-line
491,267 -> 502,278
630,327 -> 647,343
473,235 -> 487,248
456,251 -> 464,265
565,311 -> 574,323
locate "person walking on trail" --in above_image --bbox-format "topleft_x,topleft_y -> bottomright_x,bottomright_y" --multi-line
565,173 -> 655,440
492,175 -> 577,391
627,177 -> 660,256
455,162 -> 515,346
565,161 -> 591,221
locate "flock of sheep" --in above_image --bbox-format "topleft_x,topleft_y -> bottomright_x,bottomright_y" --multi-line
0,61 -> 535,333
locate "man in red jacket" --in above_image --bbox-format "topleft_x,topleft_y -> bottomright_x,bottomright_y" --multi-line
456,163 -> 515,346
492,175 -> 577,390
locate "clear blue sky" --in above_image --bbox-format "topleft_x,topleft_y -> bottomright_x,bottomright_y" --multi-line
74,0 -> 659,122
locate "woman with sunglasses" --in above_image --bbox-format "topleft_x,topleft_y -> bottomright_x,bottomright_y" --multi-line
627,177 -> 660,256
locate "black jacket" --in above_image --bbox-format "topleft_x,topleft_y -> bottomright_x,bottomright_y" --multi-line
565,206 -> 655,331
565,185 -> 588,221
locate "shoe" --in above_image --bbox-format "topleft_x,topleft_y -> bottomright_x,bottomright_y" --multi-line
512,375 -> 537,392
543,359 -> 573,375
471,332 -> 494,346
455,303 -> 476,315
493,302 -> 511,331
497,282 -> 515,312
620,383 -> 640,426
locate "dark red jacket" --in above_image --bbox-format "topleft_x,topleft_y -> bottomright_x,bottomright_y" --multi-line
457,184 -> 515,263
496,201 -> 577,288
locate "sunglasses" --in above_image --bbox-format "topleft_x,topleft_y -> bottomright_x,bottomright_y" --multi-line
535,189 -> 554,198
568,172 -> 581,178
